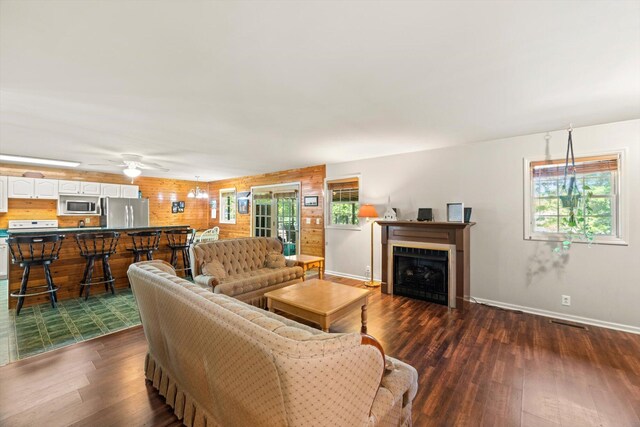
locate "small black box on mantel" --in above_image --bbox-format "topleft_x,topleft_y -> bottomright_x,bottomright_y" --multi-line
417,208 -> 433,222
464,207 -> 472,223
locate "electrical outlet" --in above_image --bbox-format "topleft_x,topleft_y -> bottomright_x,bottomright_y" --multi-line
305,218 -> 311,224
85,217 -> 91,224
316,218 -> 321,225
365,265 -> 371,276
561,295 -> 571,306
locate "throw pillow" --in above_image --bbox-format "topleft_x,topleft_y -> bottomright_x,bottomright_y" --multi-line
201,259 -> 227,279
265,251 -> 286,269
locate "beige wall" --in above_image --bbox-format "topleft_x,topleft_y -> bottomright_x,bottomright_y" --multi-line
326,119 -> 640,331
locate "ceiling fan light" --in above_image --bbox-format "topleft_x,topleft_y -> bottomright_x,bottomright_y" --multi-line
123,167 -> 141,178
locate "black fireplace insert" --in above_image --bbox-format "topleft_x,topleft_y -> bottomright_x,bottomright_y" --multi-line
393,246 -> 448,305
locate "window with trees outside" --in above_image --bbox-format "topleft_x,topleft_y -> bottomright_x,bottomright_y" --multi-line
219,188 -> 236,224
526,153 -> 623,243
326,177 -> 360,227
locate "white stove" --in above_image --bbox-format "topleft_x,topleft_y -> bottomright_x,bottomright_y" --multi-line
8,220 -> 59,230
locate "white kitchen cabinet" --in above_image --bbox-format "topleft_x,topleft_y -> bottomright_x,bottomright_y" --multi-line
120,184 -> 139,199
81,181 -> 101,195
8,177 -> 35,198
101,183 -> 121,198
34,179 -> 58,199
58,180 -> 81,194
8,177 -> 58,199
59,180 -> 101,196
0,176 -> 7,212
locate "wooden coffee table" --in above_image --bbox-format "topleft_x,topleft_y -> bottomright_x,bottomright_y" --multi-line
285,254 -> 324,279
265,279 -> 371,333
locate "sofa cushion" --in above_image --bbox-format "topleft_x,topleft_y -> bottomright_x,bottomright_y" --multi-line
193,237 -> 283,276
201,259 -> 227,279
265,251 -> 286,269
214,267 -> 303,297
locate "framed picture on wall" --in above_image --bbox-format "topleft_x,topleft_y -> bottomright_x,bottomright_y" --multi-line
304,196 -> 319,207
238,199 -> 249,215
446,202 -> 464,222
237,191 -> 251,215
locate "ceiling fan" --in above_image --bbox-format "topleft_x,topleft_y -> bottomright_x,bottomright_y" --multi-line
88,154 -> 169,179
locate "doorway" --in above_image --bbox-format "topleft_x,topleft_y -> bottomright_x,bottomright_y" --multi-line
251,183 -> 300,256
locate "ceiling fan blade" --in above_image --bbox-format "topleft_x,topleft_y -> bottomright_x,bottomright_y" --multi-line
140,161 -> 168,169
139,164 -> 170,172
121,154 -> 143,162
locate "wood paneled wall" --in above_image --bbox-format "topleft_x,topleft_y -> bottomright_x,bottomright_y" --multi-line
0,163 -> 327,257
0,164 -> 210,230
207,165 -> 326,257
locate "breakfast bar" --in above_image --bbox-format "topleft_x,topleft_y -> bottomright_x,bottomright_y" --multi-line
6,225 -> 190,309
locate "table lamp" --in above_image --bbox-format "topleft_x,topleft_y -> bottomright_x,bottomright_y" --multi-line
358,204 -> 381,287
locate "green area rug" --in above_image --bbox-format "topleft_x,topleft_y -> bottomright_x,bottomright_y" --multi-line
0,286 -> 141,366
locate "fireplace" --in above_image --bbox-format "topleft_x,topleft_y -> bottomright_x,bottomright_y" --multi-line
393,246 -> 449,305
379,221 -> 474,306
387,240 -> 457,308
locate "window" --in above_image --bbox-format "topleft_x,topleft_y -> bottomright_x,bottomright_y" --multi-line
219,188 -> 236,224
524,153 -> 624,244
326,177 -> 360,227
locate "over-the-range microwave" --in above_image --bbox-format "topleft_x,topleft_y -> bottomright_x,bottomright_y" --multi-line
64,199 -> 99,214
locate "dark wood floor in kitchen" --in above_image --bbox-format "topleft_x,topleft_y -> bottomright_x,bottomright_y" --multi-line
1,275 -> 639,427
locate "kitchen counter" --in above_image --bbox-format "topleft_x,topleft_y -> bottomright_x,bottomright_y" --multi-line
7,224 -> 191,236
7,224 -> 191,309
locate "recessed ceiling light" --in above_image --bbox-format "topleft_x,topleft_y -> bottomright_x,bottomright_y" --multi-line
0,154 -> 80,168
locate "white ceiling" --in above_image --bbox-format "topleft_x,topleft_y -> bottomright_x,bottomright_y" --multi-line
1,0 -> 639,181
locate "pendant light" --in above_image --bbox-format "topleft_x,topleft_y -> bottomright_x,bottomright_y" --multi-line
188,176 -> 208,199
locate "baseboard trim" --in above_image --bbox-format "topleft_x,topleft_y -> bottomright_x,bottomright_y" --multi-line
324,270 -> 375,282
471,297 -> 640,335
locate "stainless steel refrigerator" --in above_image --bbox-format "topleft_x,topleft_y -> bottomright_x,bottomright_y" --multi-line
100,198 -> 150,228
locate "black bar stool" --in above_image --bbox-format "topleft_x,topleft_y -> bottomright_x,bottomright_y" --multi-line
76,232 -> 120,300
128,230 -> 161,262
7,234 -> 65,315
165,229 -> 196,278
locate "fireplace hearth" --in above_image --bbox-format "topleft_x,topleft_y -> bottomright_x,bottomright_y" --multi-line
393,247 -> 448,305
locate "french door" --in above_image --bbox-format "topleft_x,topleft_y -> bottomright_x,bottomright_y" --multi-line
252,184 -> 300,255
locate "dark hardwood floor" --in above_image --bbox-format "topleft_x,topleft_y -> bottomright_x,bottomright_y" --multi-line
1,275 -> 639,427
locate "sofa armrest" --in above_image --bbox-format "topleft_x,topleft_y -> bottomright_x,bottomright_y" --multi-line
135,260 -> 177,276
285,259 -> 298,268
369,357 -> 419,426
194,274 -> 220,289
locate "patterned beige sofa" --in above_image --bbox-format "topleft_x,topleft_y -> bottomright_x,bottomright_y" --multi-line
128,261 -> 419,427
190,237 -> 304,307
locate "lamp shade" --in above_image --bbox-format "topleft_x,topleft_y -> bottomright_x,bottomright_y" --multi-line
357,204 -> 379,218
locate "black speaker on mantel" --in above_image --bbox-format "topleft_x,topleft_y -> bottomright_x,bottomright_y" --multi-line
417,208 -> 433,222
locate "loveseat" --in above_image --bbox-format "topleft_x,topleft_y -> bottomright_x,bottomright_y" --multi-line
128,261 -> 418,427
190,237 -> 304,307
